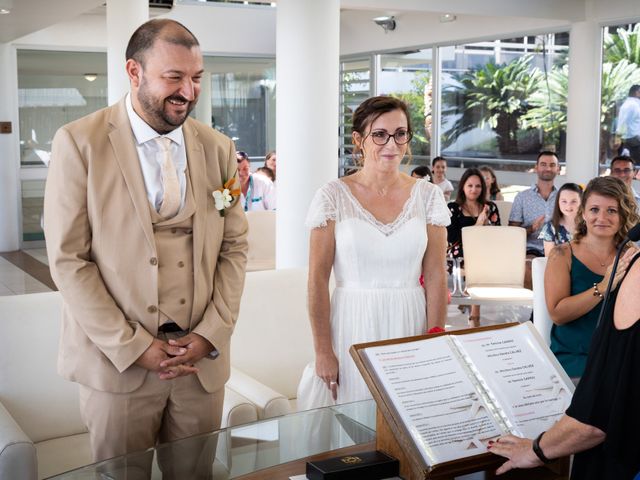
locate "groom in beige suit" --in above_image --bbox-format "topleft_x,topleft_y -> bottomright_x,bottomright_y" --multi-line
44,19 -> 248,475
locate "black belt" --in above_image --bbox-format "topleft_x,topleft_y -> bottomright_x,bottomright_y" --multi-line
158,322 -> 187,333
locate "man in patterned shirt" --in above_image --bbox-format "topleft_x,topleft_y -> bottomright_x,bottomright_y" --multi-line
509,151 -> 559,288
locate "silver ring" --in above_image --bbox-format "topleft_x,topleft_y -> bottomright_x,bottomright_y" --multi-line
329,381 -> 337,385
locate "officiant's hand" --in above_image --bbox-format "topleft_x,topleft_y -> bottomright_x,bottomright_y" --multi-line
316,351 -> 339,401
488,435 -> 542,474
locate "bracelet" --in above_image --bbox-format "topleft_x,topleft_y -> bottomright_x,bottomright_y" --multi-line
592,282 -> 603,299
532,431 -> 553,464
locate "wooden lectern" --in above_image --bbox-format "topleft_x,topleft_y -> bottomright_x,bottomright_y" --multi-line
350,324 -> 571,480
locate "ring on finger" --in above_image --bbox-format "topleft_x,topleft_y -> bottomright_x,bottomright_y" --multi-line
329,381 -> 337,385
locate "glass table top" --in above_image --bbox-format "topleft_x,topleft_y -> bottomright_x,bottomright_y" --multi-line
48,400 -> 376,479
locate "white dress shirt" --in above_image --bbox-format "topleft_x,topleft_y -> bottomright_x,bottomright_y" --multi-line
125,94 -> 187,212
617,96 -> 640,139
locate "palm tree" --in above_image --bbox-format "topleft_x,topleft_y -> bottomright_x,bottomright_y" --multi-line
442,55 -> 542,155
523,65 -> 568,148
604,23 -> 640,66
600,59 -> 640,161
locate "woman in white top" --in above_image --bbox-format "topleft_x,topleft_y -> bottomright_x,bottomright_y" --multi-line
297,96 -> 451,410
432,156 -> 454,201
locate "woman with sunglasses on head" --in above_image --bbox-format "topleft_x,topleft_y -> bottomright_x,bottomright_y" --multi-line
297,96 -> 450,409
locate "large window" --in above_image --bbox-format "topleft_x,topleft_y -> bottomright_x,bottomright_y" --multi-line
339,58 -> 372,175
17,51 -> 276,243
204,56 -> 276,160
599,22 -> 640,172
439,34 -> 569,171
379,49 -> 433,164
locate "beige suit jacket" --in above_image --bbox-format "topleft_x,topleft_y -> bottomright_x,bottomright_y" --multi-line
44,98 -> 248,394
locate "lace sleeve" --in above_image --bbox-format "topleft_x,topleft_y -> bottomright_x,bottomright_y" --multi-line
422,181 -> 451,227
305,182 -> 338,229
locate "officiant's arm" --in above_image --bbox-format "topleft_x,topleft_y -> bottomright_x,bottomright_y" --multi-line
308,221 -> 339,398
490,414 -> 605,474
424,224 -> 448,331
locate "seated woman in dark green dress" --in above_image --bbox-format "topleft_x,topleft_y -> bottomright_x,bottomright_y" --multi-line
543,176 -> 639,379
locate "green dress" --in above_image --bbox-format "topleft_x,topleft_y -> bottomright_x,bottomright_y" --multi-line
550,254 -> 603,378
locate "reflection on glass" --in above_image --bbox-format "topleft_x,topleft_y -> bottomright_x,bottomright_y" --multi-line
379,49 -> 433,164
599,23 -> 640,174
439,34 -> 569,172
340,58 -> 372,175
49,400 -> 376,479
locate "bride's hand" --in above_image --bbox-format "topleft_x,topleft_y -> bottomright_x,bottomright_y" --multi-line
316,352 -> 339,401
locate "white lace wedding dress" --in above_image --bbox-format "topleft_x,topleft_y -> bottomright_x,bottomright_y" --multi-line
297,178 -> 450,410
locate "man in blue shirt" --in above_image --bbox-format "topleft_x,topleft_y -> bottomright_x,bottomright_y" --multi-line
509,151 -> 559,288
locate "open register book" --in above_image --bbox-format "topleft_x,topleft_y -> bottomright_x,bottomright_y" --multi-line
351,322 -> 574,472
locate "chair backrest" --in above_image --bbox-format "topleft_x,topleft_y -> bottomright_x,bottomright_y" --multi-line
231,268 -> 315,399
246,210 -> 276,271
531,257 -> 553,345
0,292 -> 85,443
494,200 -> 513,225
461,225 -> 526,288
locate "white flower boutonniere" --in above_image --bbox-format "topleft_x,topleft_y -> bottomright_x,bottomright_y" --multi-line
212,173 -> 240,217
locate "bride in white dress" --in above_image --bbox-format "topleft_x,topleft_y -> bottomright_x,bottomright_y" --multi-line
297,96 -> 451,411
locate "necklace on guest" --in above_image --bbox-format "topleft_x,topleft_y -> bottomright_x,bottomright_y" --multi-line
585,243 -> 614,267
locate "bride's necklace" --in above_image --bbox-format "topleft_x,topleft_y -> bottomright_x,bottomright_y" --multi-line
585,243 -> 614,267
361,174 -> 401,197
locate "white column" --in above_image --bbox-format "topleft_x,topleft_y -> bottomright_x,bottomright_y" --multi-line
275,0 -> 340,268
0,43 -> 21,252
194,72 -> 212,127
107,0 -> 148,105
565,21 -> 602,184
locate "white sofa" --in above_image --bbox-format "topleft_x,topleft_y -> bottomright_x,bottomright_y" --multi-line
0,268 -> 312,480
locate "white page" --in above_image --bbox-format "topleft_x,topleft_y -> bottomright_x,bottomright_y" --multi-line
363,336 -> 505,466
452,323 -> 574,438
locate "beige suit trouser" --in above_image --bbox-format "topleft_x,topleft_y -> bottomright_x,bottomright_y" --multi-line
79,334 -> 224,480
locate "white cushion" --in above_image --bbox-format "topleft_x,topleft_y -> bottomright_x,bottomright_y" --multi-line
35,433 -> 91,480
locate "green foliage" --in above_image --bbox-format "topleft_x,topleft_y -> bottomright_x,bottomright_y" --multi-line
442,55 -> 543,155
523,64 -> 568,146
604,24 -> 640,66
600,59 -> 640,130
390,71 -> 432,157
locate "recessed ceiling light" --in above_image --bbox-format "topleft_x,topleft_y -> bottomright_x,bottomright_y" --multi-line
84,74 -> 98,82
440,13 -> 457,23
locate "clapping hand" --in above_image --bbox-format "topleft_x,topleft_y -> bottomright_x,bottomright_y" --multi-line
603,246 -> 640,291
531,215 -> 546,234
476,205 -> 490,226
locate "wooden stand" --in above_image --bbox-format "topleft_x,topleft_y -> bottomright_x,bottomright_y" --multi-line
351,324 -> 571,480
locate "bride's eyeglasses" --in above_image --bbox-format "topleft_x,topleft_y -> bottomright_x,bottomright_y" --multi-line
368,129 -> 413,146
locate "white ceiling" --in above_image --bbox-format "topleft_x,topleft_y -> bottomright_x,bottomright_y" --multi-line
0,0 -> 105,43
1,0 -> 588,46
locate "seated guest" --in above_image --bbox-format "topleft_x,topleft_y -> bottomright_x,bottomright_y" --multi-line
509,151 -> 560,288
608,154 -> 640,205
544,176 -> 638,381
264,150 -> 276,182
447,168 -> 501,327
237,151 -> 276,211
479,165 -> 504,201
490,236 -> 640,478
411,165 -> 432,181
539,183 -> 583,256
255,166 -> 275,182
432,156 -> 454,201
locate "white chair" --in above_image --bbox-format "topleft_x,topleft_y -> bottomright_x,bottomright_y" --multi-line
459,226 -> 533,306
246,210 -> 276,271
0,292 -> 263,479
531,257 -> 553,346
494,200 -> 513,225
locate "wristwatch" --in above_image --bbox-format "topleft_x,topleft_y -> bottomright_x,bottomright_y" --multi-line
532,431 -> 553,464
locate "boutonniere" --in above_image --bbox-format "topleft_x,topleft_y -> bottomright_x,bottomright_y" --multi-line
212,173 -> 241,217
